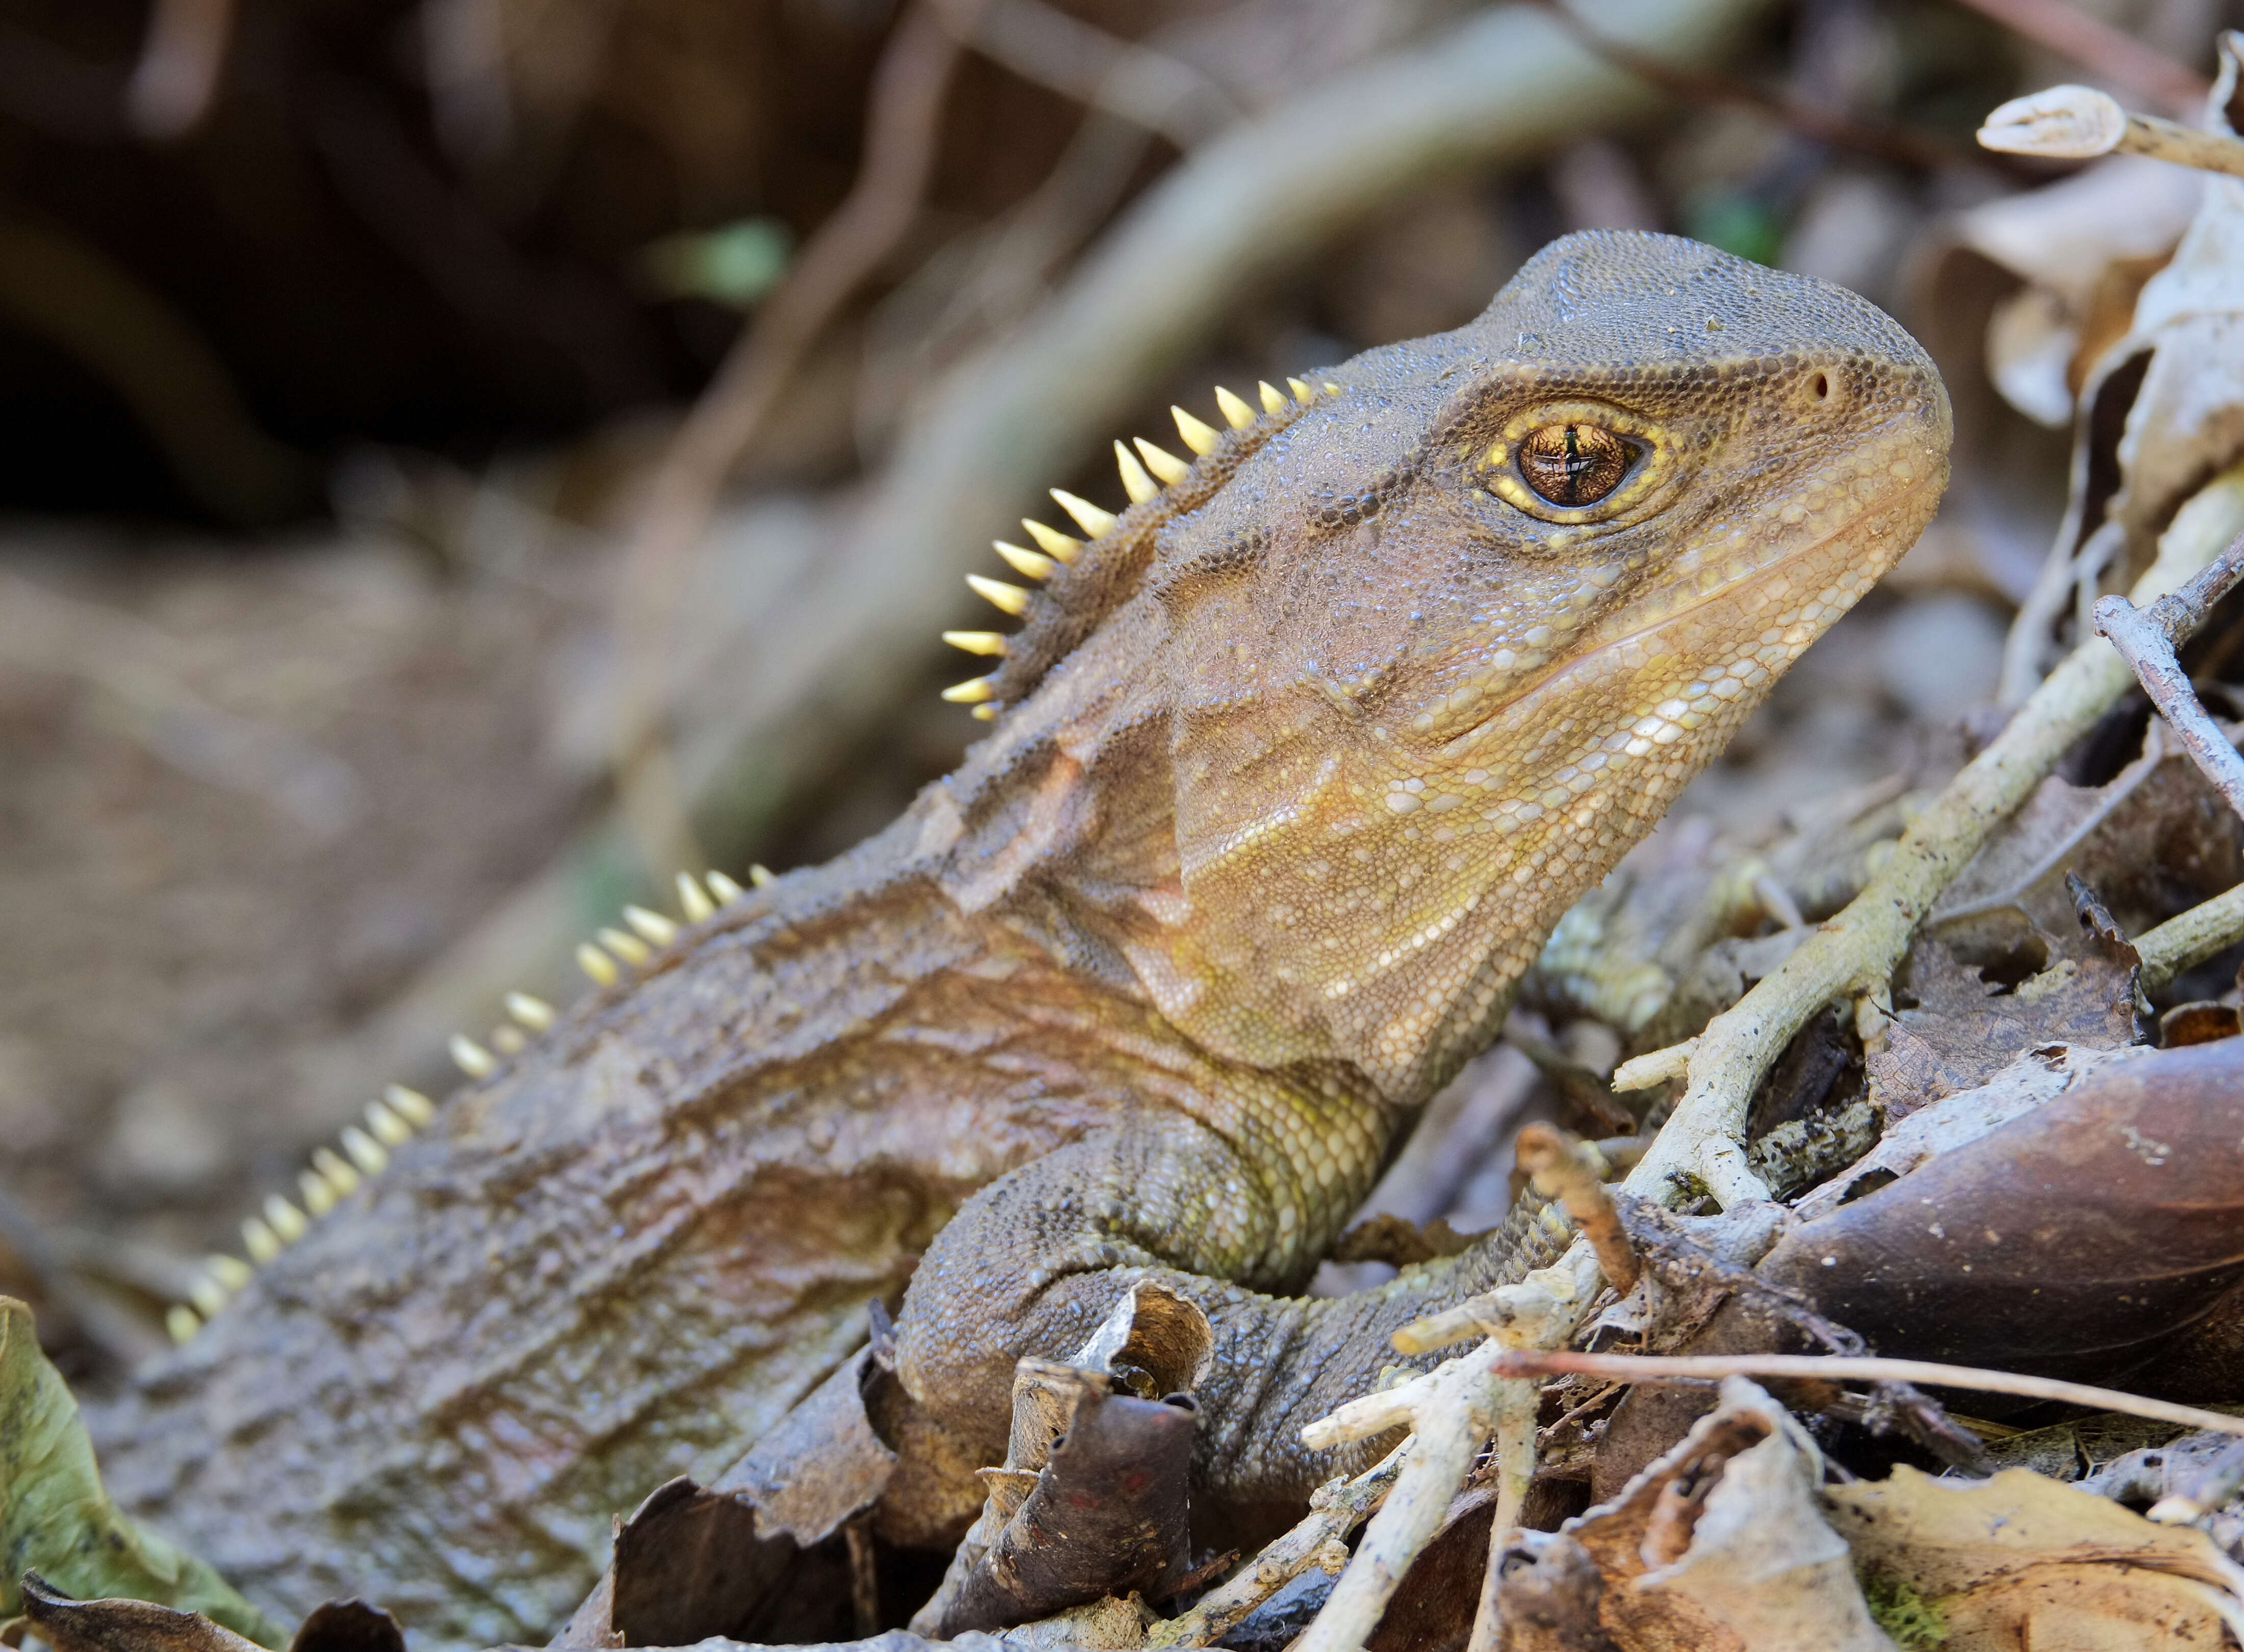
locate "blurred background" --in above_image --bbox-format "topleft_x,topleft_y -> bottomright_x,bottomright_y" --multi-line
0,0 -> 2227,1370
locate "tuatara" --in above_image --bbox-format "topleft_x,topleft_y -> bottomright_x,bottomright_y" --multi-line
82,230 -> 1949,1648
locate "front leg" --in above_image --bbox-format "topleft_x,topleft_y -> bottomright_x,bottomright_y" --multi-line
889,1115 -> 1543,1518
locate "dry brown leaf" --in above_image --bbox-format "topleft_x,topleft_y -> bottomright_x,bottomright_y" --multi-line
1765,1040 -> 2244,1391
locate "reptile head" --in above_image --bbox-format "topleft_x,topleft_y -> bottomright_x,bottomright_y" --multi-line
1071,230 -> 1951,1095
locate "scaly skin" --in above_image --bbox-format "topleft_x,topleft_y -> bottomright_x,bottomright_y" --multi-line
83,232 -> 1948,1649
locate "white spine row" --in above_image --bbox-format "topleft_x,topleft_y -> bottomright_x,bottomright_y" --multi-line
164,865 -> 772,1344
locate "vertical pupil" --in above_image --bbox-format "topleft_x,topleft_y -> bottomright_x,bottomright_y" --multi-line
1518,422 -> 1626,506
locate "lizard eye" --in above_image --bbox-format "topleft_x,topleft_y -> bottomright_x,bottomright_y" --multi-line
1516,423 -> 1635,507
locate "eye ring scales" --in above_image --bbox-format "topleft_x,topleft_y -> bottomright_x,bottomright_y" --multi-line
1516,422 -> 1634,507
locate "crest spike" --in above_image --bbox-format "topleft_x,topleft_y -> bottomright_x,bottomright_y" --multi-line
943,630 -> 1008,657
166,1305 -> 200,1344
676,872 -> 716,923
366,1098 -> 413,1146
967,573 -> 1031,616
1050,489 -> 1118,539
311,1146 -> 361,1197
385,1084 -> 434,1126
1258,380 -> 1287,415
300,1168 -> 338,1216
264,1193 -> 309,1241
243,1216 -> 282,1264
749,864 -> 776,888
1288,377 -> 1314,404
1114,441 -> 1159,504
705,869 -> 747,904
1214,385 -> 1254,429
505,991 -> 555,1030
624,905 -> 677,946
1134,437 -> 1190,485
972,704 -> 998,721
942,677 -> 997,704
341,1125 -> 389,1176
993,541 -> 1057,581
449,1034 -> 498,1079
1171,405 -> 1219,454
577,942 -> 620,985
1022,520 -> 1083,561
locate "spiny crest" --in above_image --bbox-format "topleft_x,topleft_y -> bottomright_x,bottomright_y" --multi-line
166,863 -> 776,1344
942,376 -> 1342,718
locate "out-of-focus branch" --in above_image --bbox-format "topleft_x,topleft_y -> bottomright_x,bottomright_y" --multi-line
1948,0 -> 2209,117
928,0 -> 1239,149
1522,0 -> 1958,169
0,218 -> 309,524
126,0 -> 234,139
610,0 -> 976,876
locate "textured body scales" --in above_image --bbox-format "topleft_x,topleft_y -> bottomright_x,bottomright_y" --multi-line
83,232 -> 1949,1650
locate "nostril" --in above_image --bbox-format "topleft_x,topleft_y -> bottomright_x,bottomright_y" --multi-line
1810,372 -> 1831,401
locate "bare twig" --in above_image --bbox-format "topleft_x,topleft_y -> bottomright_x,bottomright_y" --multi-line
1947,0 -> 2209,117
1464,1382 -> 1539,1652
1295,1340 -> 1514,1652
1611,1037 -> 1695,1093
2136,881 -> 2244,991
610,0 -> 975,874
1144,1448 -> 1400,1647
1513,1125 -> 1637,1294
1981,84 -> 2244,174
1485,1350 -> 2244,1442
2093,526 -> 2244,823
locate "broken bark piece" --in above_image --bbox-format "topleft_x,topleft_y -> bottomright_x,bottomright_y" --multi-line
937,1371 -> 1198,1635
919,1284 -> 1212,1637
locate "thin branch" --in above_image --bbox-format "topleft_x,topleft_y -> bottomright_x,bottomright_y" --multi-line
1522,0 -> 1961,170
609,0 -> 975,874
1486,1350 -> 2244,1442
1465,1382 -> 1539,1652
1144,1447 -> 1400,1647
2094,526 -> 2244,823
2136,881 -> 2244,992
1947,0 -> 2209,117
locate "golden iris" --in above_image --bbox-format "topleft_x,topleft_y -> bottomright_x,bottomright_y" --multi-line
1516,423 -> 1632,507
